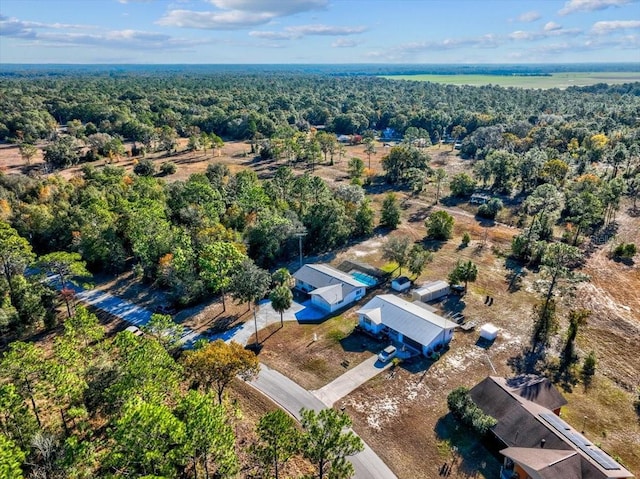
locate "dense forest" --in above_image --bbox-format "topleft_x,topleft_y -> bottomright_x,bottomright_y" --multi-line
1,69 -> 639,477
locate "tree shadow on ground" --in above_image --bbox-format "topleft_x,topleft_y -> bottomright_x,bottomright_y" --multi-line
441,296 -> 467,315
408,205 -> 432,223
507,346 -> 546,376
440,196 -> 466,208
504,257 -> 527,293
339,330 -> 387,355
434,413 -> 502,479
422,237 -> 448,252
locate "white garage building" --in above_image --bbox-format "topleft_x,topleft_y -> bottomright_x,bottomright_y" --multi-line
357,294 -> 458,355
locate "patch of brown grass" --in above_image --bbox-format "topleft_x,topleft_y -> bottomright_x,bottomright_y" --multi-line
561,376 -> 640,472
257,313 -> 385,390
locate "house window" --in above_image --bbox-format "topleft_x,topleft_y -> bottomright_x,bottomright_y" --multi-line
362,317 -> 371,326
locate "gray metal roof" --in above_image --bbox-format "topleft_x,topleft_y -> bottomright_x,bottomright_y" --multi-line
309,284 -> 343,304
294,263 -> 366,288
357,294 -> 457,347
294,264 -> 366,304
413,280 -> 449,295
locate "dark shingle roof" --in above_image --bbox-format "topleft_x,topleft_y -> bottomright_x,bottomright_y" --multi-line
501,447 -> 582,479
469,377 -> 634,479
505,375 -> 568,411
469,377 -> 570,450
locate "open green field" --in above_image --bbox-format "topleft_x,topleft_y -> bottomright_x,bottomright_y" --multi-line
380,72 -> 640,89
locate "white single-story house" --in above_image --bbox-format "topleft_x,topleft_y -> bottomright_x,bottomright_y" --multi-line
293,263 -> 367,313
357,294 -> 458,355
411,280 -> 450,302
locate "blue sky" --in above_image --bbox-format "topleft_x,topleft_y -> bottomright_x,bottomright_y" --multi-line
1,0 -> 639,64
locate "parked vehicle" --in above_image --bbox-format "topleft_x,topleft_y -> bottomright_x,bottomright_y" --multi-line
153,304 -> 176,315
124,325 -> 143,337
378,345 -> 397,363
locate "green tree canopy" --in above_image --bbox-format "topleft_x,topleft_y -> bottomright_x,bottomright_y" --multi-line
183,340 -> 260,404
300,408 -> 364,479
425,210 -> 454,240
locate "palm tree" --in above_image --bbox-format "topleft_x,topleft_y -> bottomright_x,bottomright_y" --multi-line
364,139 -> 377,169
433,168 -> 447,204
448,260 -> 478,294
270,284 -> 293,327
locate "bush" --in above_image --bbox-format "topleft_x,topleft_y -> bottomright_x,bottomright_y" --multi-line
581,351 -> 597,389
159,161 -> 177,176
477,198 -> 503,219
461,232 -> 471,246
133,158 -> 156,176
425,210 -> 454,240
447,386 -> 497,435
449,173 -> 477,197
613,242 -> 637,259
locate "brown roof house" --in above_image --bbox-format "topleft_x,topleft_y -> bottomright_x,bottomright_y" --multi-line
469,376 -> 633,479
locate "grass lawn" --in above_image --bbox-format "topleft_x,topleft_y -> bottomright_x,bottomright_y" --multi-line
380,72 -> 640,89
257,311 -> 388,390
561,377 -> 640,472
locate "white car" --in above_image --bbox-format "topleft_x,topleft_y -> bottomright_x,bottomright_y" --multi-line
378,345 -> 397,363
124,325 -> 143,337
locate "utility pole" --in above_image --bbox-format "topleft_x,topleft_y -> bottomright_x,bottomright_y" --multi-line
294,227 -> 307,268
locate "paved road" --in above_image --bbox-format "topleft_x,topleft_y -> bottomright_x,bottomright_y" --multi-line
64,282 -> 201,347
68,284 -> 398,479
313,355 -> 393,406
250,364 -> 398,479
209,299 -> 305,345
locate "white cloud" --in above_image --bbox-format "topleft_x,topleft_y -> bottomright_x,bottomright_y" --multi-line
591,20 -> 640,34
157,9 -> 272,29
518,11 -> 541,22
509,24 -> 580,41
544,21 -> 562,31
331,38 -> 359,48
159,0 -> 328,30
250,23 -> 366,40
208,0 -> 328,16
366,34 -> 503,61
0,15 -> 91,38
0,15 -> 206,50
559,0 -> 635,15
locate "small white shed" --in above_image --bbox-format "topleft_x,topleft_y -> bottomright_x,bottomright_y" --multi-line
391,276 -> 411,292
479,323 -> 499,341
411,280 -> 450,302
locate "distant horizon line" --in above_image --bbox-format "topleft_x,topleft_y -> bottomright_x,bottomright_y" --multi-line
1,61 -> 639,66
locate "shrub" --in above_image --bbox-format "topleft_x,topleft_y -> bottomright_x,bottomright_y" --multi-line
461,232 -> 471,246
447,386 -> 497,435
581,351 -> 597,389
133,158 -> 156,176
160,161 -> 177,176
449,173 -> 476,197
425,210 -> 454,240
613,242 -> 637,259
477,198 -> 503,219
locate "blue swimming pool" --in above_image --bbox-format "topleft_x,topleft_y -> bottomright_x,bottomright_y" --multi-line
351,270 -> 378,287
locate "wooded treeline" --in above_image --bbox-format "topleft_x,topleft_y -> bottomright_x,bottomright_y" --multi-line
2,73 -> 639,146
0,304 -> 363,478
1,70 -> 640,477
